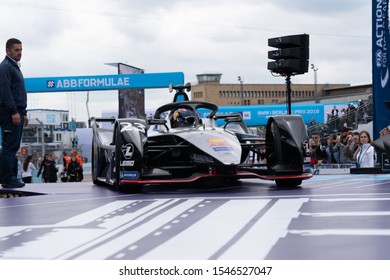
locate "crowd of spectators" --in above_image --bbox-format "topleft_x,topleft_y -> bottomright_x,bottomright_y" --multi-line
310,127 -> 361,166
308,98 -> 377,168
308,97 -> 373,137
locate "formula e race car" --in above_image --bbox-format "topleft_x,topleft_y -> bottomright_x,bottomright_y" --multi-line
91,84 -> 312,193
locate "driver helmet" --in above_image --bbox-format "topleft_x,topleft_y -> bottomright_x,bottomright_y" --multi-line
172,108 -> 193,127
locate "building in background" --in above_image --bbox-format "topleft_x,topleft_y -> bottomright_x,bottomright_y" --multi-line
190,73 -> 366,106
20,109 -> 87,165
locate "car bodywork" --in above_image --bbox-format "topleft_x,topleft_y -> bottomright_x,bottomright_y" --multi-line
91,85 -> 312,192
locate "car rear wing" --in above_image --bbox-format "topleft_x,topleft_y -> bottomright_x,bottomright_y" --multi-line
89,117 -> 116,128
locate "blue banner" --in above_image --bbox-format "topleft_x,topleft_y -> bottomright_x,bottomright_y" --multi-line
25,72 -> 184,93
197,103 -> 326,126
372,0 -> 390,138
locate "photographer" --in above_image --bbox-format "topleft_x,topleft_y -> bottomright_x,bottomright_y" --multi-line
325,134 -> 340,164
345,132 -> 360,164
336,127 -> 352,164
310,132 -> 328,165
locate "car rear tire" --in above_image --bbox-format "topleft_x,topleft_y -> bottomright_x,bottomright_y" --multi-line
91,135 -> 100,185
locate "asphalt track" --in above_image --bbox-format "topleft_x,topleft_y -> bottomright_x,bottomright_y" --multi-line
1,173 -> 390,260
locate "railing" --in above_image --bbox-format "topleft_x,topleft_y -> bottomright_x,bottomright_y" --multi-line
307,99 -> 373,137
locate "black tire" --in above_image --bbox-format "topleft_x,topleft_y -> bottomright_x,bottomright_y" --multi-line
91,135 -> 99,185
275,179 -> 302,188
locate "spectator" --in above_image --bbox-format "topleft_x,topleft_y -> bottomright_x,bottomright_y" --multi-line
72,150 -> 83,181
325,134 -> 339,164
67,154 -> 82,182
38,153 -> 58,183
0,38 -> 28,189
357,99 -> 365,122
62,151 -> 71,171
331,105 -> 339,118
16,152 -> 22,182
309,117 -> 316,127
353,130 -> 376,168
339,127 -> 351,146
345,131 -> 360,163
331,105 -> 340,132
311,132 -> 327,165
21,155 -> 36,183
338,115 -> 348,131
326,112 -> 335,133
37,154 -> 49,182
346,103 -> 356,127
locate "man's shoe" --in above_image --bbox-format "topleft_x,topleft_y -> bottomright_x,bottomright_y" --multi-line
2,182 -> 25,188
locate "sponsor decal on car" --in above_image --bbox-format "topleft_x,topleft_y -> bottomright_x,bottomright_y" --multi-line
212,146 -> 233,152
120,122 -> 146,133
120,171 -> 140,179
210,143 -> 233,152
121,143 -> 134,159
207,138 -> 225,143
120,160 -> 135,166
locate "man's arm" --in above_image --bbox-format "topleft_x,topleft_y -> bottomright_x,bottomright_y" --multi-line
0,63 -> 18,116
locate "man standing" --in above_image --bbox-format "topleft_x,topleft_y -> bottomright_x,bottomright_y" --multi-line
72,150 -> 84,181
0,38 -> 28,188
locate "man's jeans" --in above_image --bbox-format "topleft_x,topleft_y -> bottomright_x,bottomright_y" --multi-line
0,108 -> 24,183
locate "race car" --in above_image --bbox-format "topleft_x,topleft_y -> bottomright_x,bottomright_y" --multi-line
91,84 -> 312,192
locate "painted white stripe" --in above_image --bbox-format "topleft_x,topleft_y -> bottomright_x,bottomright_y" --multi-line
219,198 -> 309,260
311,198 -> 390,202
289,229 -> 390,236
317,181 -> 362,190
0,227 -> 33,240
354,181 -> 390,188
74,199 -> 204,259
139,199 -> 271,260
56,200 -> 136,227
316,180 -> 355,187
1,199 -> 173,260
301,211 -> 390,217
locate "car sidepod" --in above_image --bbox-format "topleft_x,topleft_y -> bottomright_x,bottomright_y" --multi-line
177,129 -> 242,165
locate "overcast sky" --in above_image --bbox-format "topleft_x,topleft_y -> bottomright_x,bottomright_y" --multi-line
0,0 -> 371,122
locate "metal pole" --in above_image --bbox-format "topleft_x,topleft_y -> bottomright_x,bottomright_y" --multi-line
285,74 -> 292,115
35,118 -> 45,157
311,64 -> 319,103
238,76 -> 244,105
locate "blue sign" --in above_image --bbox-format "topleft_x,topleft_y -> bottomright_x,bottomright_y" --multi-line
25,72 -> 184,93
45,113 -> 57,124
69,120 -> 77,131
372,0 -> 390,138
197,103 -> 325,126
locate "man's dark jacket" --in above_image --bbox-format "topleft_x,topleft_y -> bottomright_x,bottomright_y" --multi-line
0,56 -> 27,116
